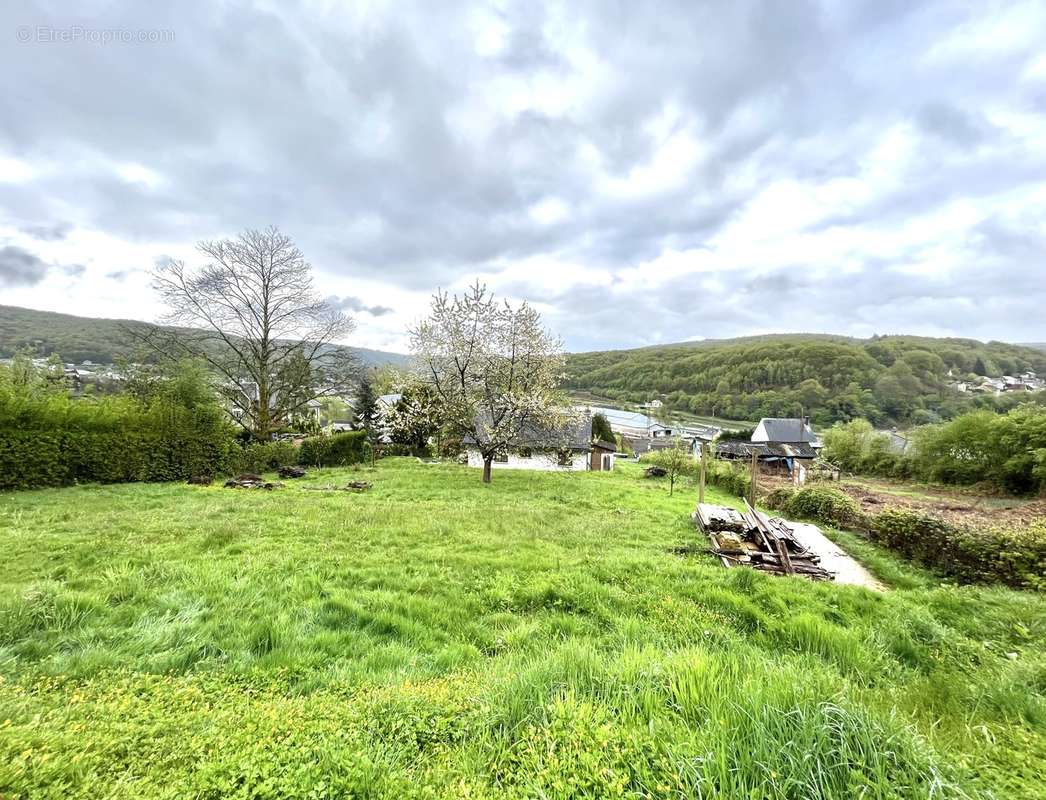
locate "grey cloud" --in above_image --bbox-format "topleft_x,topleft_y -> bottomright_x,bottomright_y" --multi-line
915,103 -> 997,147
0,245 -> 86,286
18,221 -> 72,241
0,245 -> 48,287
325,295 -> 394,317
1,0 -> 1043,347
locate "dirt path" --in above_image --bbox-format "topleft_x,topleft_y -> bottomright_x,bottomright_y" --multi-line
787,521 -> 886,591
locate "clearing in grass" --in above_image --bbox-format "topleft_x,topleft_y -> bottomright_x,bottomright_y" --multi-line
1,459 -> 1044,798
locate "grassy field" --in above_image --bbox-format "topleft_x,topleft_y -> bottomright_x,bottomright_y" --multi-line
1,459 -> 1044,798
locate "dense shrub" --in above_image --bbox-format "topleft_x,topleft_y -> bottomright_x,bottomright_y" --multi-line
870,509 -> 1046,590
0,360 -> 240,490
762,487 -> 795,511
704,458 -> 750,498
770,486 -> 863,529
235,440 -> 299,473
298,431 -> 369,467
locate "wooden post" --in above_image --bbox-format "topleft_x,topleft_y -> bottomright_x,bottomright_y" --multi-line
698,442 -> 706,505
749,448 -> 758,507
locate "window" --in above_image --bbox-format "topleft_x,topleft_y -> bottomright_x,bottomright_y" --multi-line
494,451 -> 508,463
557,449 -> 572,466
518,448 -> 533,459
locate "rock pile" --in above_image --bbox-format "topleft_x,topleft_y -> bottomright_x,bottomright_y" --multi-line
224,474 -> 283,490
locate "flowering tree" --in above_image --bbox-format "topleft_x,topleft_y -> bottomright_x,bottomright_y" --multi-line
409,282 -> 571,483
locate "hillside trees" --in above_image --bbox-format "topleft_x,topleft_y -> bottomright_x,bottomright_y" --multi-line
565,336 -> 1046,425
410,282 -> 570,483
142,227 -> 356,440
823,405 -> 1046,493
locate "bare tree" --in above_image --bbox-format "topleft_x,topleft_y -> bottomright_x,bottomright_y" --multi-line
410,282 -> 571,483
140,227 -> 356,440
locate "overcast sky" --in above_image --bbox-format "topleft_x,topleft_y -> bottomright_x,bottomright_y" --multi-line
2,1 -> 1044,352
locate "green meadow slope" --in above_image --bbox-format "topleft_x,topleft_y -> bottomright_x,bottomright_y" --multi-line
1,459 -> 1044,798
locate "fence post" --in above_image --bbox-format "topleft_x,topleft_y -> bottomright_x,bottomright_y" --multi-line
749,448 -> 758,506
699,443 -> 706,505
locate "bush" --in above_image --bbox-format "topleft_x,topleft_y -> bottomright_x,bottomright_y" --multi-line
235,441 -> 299,474
704,459 -> 750,498
869,509 -> 1046,590
762,487 -> 795,511
298,431 -> 369,467
778,486 -> 863,529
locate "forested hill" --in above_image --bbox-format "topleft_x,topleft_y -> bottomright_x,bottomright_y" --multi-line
0,305 -> 408,368
565,334 -> 1046,425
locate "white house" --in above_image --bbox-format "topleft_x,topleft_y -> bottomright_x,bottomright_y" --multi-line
464,415 -> 615,472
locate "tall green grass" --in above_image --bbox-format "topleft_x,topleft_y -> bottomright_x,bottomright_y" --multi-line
0,459 -> 1044,797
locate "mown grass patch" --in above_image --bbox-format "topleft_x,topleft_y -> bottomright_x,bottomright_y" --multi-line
1,458 -> 1044,798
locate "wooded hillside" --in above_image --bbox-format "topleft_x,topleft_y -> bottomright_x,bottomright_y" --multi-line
565,334 -> 1046,425
0,305 -> 408,368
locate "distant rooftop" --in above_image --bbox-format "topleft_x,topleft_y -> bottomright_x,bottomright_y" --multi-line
752,418 -> 818,444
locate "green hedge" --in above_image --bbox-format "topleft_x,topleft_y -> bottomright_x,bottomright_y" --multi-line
869,509 -> 1045,591
298,431 -> 369,467
0,411 -> 241,490
1,361 -> 242,490
235,441 -> 299,474
763,485 -> 1045,590
766,486 -> 863,529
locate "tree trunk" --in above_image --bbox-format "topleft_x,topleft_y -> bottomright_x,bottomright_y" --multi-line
482,456 -> 493,483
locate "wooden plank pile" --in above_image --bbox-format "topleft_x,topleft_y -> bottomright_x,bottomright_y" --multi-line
694,500 -> 835,581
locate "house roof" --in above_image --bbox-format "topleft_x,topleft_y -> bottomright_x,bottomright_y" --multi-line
716,440 -> 818,459
753,418 -> 817,444
625,436 -> 651,454
677,424 -> 720,440
464,414 -> 595,451
648,436 -> 691,451
377,393 -> 402,408
587,405 -> 665,431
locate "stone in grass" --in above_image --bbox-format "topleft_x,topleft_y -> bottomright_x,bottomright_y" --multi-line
345,480 -> 372,491
278,465 -> 307,479
645,465 -> 668,478
187,475 -> 213,486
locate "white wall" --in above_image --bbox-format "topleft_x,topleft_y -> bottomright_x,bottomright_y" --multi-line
466,448 -> 589,472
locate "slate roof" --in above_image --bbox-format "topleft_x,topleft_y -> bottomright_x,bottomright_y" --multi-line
753,418 -> 818,444
648,436 -> 691,451
716,440 -> 818,459
464,414 -> 595,451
